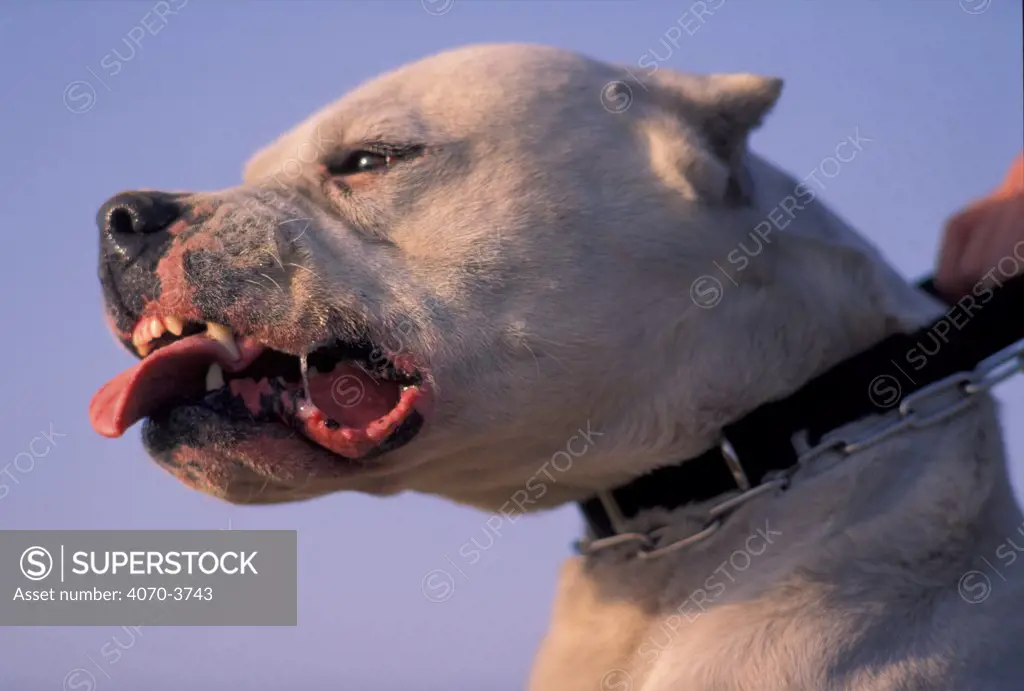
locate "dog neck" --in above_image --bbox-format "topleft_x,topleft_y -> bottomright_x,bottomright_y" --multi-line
577,274 -> 1024,558
531,275 -> 1024,691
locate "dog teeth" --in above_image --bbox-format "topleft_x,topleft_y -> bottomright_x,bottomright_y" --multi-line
131,316 -> 244,361
149,318 -> 165,340
206,322 -> 240,361
299,355 -> 314,406
132,315 -> 191,356
164,316 -> 184,336
132,323 -> 153,356
205,363 -> 225,391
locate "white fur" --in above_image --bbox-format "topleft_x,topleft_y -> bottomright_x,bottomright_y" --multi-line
231,44 -> 1024,689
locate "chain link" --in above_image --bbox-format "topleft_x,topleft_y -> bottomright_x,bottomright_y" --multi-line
577,339 -> 1024,560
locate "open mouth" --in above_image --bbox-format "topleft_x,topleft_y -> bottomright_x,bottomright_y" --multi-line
89,315 -> 429,460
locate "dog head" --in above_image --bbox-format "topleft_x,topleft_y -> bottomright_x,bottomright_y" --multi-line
90,44 -> 935,509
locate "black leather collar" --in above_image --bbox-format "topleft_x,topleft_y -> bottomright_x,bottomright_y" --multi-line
579,275 -> 1024,541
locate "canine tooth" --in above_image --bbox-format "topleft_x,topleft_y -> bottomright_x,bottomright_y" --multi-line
206,363 -> 225,391
206,322 -> 240,360
299,355 -> 314,406
150,318 -> 165,340
132,327 -> 151,356
164,316 -> 184,336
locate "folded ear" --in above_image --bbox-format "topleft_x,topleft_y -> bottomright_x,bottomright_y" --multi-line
648,71 -> 783,163
643,71 -> 782,204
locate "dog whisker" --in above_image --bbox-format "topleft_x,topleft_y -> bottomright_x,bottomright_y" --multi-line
260,244 -> 287,272
286,262 -> 321,282
259,272 -> 285,293
521,341 -> 542,379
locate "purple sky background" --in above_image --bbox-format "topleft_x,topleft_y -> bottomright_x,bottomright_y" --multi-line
1,1 -> 1022,689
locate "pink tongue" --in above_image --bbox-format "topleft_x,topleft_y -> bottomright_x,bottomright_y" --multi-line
89,336 -> 265,438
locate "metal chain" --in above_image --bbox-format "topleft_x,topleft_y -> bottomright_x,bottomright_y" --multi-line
577,339 -> 1024,560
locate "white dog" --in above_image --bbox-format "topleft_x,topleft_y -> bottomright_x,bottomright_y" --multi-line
91,44 -> 1024,690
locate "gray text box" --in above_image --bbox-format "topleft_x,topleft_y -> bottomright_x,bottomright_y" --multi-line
0,531 -> 296,625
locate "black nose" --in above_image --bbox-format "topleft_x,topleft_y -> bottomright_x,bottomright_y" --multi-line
97,191 -> 182,261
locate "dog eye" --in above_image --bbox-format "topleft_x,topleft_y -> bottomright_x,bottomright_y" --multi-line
326,150 -> 391,177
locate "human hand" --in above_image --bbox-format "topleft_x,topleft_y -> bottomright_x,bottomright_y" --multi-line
935,152 -> 1024,301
